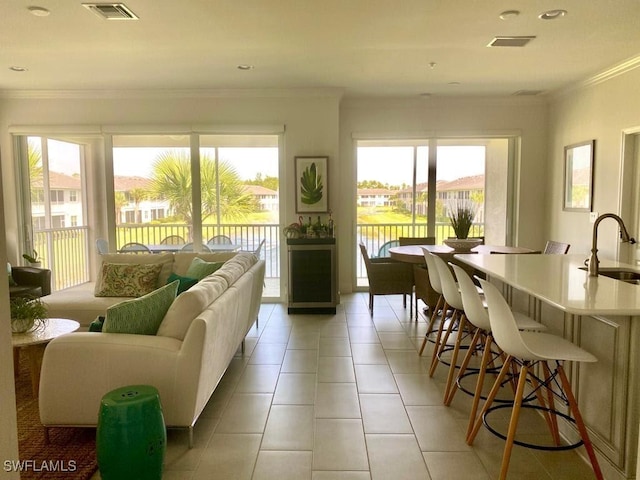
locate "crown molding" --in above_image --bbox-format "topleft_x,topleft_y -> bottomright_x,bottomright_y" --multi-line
551,54 -> 640,98
0,87 -> 345,100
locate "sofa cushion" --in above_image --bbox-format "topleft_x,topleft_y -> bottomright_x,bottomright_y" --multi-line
95,263 -> 163,297
212,252 -> 257,287
185,257 -> 225,280
166,272 -> 198,294
95,253 -> 174,289
172,252 -> 237,276
157,275 -> 228,340
103,280 -> 179,335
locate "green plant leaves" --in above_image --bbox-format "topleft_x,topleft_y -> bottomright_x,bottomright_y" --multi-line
300,162 -> 323,205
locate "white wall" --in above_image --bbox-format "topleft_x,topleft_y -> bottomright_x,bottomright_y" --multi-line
0,154 -> 20,479
547,67 -> 640,258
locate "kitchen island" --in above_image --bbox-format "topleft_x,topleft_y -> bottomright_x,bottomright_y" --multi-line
455,253 -> 640,480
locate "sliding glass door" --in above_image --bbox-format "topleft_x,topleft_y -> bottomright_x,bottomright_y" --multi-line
356,137 -> 509,287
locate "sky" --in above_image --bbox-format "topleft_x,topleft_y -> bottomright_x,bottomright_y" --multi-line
357,146 -> 486,185
39,138 -> 485,185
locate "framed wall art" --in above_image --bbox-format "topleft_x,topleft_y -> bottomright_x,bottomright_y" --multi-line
295,156 -> 328,213
563,140 -> 595,212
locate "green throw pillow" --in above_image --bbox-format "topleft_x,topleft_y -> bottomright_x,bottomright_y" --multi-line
185,257 -> 224,280
102,280 -> 179,335
167,272 -> 198,294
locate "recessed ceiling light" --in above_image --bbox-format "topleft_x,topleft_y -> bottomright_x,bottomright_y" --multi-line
539,9 -> 567,20
10,66 -> 28,72
499,10 -> 520,20
28,6 -> 51,16
237,65 -> 254,70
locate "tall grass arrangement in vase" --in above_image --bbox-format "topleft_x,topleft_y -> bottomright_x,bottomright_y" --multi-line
448,201 -> 477,239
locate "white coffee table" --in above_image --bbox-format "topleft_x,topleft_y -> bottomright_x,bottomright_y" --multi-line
12,318 -> 80,397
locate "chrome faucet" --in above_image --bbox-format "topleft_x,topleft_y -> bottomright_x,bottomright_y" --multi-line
586,213 -> 636,276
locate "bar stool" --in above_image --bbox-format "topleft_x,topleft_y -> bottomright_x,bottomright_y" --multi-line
468,279 -> 603,480
447,264 -> 546,438
429,252 -> 473,401
418,248 -> 446,356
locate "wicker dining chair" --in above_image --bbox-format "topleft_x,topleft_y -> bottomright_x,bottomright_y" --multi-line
543,240 -> 570,254
359,243 -> 414,316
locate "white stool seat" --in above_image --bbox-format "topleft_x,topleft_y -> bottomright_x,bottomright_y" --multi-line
519,331 -> 597,363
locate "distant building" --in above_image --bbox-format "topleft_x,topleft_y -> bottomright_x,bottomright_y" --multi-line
382,174 -> 485,220
242,185 -> 279,211
356,188 -> 396,207
32,172 -> 280,226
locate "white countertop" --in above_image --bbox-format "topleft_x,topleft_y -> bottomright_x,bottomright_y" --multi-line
454,253 -> 640,316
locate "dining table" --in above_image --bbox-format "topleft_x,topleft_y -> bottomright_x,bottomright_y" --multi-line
388,243 -> 539,264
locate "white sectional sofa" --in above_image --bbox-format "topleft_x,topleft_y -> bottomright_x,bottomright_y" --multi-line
39,252 -> 265,446
43,251 -> 241,330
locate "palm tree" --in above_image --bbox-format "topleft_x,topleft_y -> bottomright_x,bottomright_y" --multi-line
148,150 -> 257,230
128,188 -> 148,223
114,192 -> 127,225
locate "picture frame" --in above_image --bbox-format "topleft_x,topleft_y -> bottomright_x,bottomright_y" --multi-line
563,140 -> 595,212
295,156 -> 328,213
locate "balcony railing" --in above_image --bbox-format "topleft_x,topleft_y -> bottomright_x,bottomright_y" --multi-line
32,222 -> 482,294
33,227 -> 90,291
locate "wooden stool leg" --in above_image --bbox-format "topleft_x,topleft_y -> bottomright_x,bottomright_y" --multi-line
468,355 -> 514,444
425,300 -> 449,363
557,363 -> 604,480
499,362 -> 530,480
443,315 -> 469,403
465,333 -> 495,439
419,296 -> 442,355
430,308 -> 457,376
445,326 -> 482,405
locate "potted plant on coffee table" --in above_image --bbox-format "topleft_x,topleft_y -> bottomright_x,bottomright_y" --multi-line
10,297 -> 48,334
443,201 -> 482,252
22,249 -> 42,267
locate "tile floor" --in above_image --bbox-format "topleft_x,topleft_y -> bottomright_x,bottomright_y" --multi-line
92,293 -> 597,479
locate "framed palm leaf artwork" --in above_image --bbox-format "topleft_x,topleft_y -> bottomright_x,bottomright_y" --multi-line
295,156 -> 328,213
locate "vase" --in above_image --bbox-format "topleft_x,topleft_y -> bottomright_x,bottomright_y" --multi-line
11,317 -> 35,334
443,238 -> 483,252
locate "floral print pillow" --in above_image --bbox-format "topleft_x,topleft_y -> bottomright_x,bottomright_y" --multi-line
95,263 -> 163,297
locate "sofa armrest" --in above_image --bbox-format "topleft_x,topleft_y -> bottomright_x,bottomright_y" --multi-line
11,266 -> 52,296
39,332 -> 184,427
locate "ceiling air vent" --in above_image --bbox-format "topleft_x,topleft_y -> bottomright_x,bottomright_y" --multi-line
513,90 -> 544,96
487,36 -> 536,47
82,3 -> 138,20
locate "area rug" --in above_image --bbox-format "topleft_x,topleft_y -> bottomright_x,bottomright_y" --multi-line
14,354 -> 98,480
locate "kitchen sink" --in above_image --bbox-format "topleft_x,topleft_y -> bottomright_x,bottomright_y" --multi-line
579,267 -> 640,284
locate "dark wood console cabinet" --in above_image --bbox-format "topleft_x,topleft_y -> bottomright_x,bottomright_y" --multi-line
287,238 -> 338,314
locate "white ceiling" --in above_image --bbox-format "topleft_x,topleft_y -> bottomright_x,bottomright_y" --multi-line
2,0 -> 640,97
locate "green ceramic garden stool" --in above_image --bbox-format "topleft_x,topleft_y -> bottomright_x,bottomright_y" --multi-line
96,385 -> 166,480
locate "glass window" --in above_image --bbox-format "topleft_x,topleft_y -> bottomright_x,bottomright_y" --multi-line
22,136 -> 89,290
